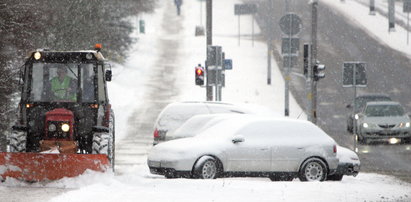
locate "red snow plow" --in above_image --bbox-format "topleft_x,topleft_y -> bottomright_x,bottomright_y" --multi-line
1,46 -> 115,182
0,152 -> 109,181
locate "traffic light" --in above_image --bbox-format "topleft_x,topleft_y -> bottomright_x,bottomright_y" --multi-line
195,64 -> 204,86
313,62 -> 326,81
303,44 -> 309,77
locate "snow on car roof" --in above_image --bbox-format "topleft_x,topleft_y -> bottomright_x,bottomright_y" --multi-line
197,115 -> 334,143
172,113 -> 244,138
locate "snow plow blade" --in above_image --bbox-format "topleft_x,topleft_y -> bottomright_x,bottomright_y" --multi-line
0,152 -> 109,182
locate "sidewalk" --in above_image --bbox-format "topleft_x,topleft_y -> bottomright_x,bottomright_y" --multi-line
323,0 -> 411,57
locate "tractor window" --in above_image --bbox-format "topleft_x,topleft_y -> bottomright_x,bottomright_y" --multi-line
30,63 -> 79,102
31,64 -> 44,101
81,64 -> 95,102
97,64 -> 105,102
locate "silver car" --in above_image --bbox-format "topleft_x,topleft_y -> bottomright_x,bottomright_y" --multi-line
148,116 -> 339,181
356,101 -> 411,144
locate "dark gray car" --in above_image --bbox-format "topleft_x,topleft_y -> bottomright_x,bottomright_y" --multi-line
346,94 -> 391,133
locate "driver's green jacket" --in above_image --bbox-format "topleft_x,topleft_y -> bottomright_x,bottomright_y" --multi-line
51,76 -> 76,101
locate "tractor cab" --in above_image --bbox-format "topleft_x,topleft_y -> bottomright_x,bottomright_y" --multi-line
14,45 -> 114,154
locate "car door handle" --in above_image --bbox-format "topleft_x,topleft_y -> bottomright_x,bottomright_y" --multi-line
260,148 -> 269,151
297,147 -> 304,150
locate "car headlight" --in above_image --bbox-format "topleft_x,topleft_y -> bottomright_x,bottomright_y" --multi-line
48,124 -> 56,132
362,123 -> 368,128
399,122 -> 410,128
354,114 -> 359,120
61,123 -> 70,132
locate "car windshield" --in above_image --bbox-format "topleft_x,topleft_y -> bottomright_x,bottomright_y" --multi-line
364,105 -> 405,117
30,62 -> 96,102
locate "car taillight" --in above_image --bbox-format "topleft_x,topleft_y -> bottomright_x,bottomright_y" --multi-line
153,128 -> 159,138
333,145 -> 337,153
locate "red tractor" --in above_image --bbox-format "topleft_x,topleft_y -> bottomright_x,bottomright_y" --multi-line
0,45 -> 115,181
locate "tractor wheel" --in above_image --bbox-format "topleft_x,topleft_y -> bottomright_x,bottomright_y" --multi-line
9,131 -> 27,152
92,110 -> 115,171
108,110 -> 115,171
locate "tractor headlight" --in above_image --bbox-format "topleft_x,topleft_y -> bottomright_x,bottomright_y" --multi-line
61,123 -> 70,132
48,124 -> 56,132
34,52 -> 41,60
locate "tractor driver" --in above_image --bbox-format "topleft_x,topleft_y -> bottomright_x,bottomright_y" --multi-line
50,67 -> 77,101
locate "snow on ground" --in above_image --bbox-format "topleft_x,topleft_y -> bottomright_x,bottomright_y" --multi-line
1,0 -> 411,202
323,0 -> 411,57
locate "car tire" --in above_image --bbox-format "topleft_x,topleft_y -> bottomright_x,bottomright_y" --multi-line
327,174 -> 343,181
298,158 -> 327,182
347,120 -> 353,133
358,135 -> 367,145
193,156 -> 218,179
165,173 -> 177,179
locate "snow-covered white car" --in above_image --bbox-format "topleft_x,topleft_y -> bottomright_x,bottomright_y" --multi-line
148,116 -> 339,181
356,101 -> 411,144
160,114 -> 360,181
165,113 -> 240,142
152,101 -> 278,145
327,146 -> 360,181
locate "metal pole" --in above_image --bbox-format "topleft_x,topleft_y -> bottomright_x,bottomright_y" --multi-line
252,14 -> 255,47
285,14 -> 293,117
283,0 -> 290,116
200,0 -> 203,26
206,0 -> 213,101
238,15 -> 241,46
408,12 -> 410,45
369,0 -> 376,15
305,44 -> 312,122
285,0 -> 289,12
353,64 -> 357,151
267,0 -> 273,85
311,0 -> 318,124
388,0 -> 395,32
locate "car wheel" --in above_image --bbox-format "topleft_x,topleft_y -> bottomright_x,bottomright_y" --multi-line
327,174 -> 343,181
298,158 -> 327,182
165,173 -> 177,179
347,125 -> 353,133
347,120 -> 353,133
358,135 -> 367,145
193,156 -> 218,179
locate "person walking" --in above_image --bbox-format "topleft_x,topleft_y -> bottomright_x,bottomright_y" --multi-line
174,0 -> 183,15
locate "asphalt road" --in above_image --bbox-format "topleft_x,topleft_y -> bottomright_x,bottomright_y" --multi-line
255,0 -> 411,182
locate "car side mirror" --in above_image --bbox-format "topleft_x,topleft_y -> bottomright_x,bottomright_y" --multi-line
104,63 -> 112,82
105,70 -> 112,82
346,104 -> 352,109
232,135 -> 245,144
